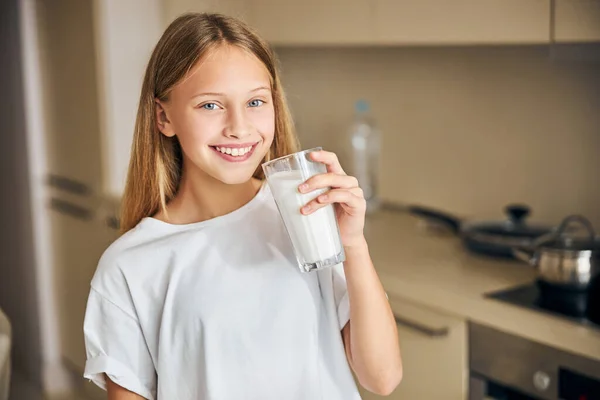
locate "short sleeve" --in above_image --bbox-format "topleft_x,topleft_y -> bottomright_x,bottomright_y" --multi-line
332,263 -> 351,330
83,288 -> 156,400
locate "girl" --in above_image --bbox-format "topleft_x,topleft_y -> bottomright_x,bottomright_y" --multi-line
83,12 -> 401,400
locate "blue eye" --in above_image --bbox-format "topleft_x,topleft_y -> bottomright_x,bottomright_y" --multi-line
248,99 -> 264,108
201,103 -> 220,110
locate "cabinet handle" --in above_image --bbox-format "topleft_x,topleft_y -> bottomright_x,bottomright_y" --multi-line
105,215 -> 120,230
394,314 -> 450,338
47,174 -> 92,196
49,198 -> 93,221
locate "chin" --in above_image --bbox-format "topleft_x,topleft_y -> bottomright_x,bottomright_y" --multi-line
212,169 -> 258,186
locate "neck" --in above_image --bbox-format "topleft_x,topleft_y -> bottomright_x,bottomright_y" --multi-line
160,163 -> 262,225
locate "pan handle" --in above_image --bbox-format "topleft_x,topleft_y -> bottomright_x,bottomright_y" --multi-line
407,205 -> 462,234
512,246 -> 538,265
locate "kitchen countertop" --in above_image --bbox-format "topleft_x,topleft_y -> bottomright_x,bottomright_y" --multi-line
364,210 -> 600,362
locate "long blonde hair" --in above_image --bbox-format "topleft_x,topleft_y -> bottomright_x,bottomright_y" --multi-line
120,13 -> 299,233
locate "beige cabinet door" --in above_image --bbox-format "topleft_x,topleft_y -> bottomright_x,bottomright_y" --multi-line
554,0 -> 600,42
373,0 -> 550,45
248,0 -> 374,46
36,0 -> 104,193
358,297 -> 467,399
48,201 -> 119,372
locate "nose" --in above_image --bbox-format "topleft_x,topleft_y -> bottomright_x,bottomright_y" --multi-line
224,106 -> 252,139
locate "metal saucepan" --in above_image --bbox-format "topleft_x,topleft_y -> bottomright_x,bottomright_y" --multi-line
512,215 -> 600,290
408,204 -> 552,259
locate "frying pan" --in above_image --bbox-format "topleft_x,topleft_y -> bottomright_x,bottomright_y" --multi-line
408,204 -> 552,259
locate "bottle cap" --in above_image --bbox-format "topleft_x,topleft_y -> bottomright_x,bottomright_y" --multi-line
355,99 -> 370,113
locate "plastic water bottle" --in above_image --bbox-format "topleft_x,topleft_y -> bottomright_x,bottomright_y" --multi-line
350,100 -> 381,213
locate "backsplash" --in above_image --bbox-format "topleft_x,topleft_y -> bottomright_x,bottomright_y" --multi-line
276,46 -> 600,227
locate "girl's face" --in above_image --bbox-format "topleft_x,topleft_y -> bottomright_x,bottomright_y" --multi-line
156,45 -> 275,185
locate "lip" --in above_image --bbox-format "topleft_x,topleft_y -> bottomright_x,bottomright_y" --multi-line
210,142 -> 259,163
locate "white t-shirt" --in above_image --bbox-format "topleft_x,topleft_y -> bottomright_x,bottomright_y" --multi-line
83,183 -> 361,400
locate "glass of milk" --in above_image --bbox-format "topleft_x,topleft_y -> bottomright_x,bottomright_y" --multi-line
262,147 -> 345,273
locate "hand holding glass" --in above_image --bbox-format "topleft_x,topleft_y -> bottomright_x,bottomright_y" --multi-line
262,148 -> 345,273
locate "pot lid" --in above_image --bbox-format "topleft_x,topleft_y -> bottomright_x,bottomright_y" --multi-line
535,215 -> 600,251
467,204 -> 551,239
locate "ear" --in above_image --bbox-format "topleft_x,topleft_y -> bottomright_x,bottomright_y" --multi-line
155,99 -> 176,137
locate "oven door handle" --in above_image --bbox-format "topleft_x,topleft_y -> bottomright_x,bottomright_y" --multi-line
394,314 -> 450,338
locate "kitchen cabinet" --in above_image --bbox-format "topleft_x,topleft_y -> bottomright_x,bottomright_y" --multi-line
35,0 -> 109,377
373,0 -> 550,45
39,0 -> 162,200
164,0 -> 549,46
249,0 -> 374,46
358,296 -> 467,399
35,0 -> 161,388
164,0 -> 373,45
36,0 -> 105,196
164,0 -> 600,46
48,203 -> 119,372
554,0 -> 600,42
163,0 -> 251,25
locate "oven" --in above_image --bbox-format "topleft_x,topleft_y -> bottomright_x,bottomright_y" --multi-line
468,322 -> 600,400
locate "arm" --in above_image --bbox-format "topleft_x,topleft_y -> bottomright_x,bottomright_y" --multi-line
341,240 -> 402,395
106,375 -> 146,400
301,150 -> 402,395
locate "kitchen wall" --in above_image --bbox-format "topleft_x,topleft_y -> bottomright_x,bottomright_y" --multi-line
276,46 -> 600,227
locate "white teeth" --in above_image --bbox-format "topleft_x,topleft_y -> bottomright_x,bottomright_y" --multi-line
214,145 -> 254,157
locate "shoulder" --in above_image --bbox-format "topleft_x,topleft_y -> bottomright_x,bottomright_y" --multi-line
89,219 -> 186,303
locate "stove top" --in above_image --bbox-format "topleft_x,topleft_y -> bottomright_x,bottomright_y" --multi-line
486,283 -> 600,330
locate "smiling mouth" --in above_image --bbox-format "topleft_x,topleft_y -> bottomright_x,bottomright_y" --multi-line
210,142 -> 259,162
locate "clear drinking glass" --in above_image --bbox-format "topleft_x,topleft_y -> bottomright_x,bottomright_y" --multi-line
262,147 -> 345,273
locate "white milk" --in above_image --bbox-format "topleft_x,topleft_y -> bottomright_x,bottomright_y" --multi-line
267,170 -> 342,266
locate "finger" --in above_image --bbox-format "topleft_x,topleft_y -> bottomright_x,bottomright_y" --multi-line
349,187 -> 364,199
301,189 -> 366,215
298,173 -> 358,193
309,150 -> 345,175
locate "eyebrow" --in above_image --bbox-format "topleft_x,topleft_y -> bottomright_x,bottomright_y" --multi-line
191,86 -> 271,99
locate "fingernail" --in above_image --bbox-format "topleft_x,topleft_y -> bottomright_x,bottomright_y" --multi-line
302,204 -> 311,213
298,183 -> 308,192
319,195 -> 328,202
